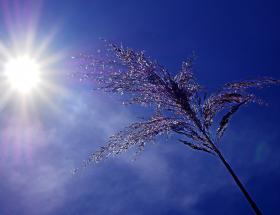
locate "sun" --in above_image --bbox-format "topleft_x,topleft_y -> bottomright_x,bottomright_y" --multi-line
4,55 -> 41,94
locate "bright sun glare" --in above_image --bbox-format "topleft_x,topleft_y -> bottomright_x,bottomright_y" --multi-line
4,55 -> 41,94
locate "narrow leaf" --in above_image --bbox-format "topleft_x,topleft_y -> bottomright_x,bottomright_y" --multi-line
179,139 -> 214,154
217,102 -> 245,139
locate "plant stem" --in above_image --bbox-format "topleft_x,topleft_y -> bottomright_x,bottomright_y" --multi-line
213,147 -> 262,215
182,99 -> 262,214
199,126 -> 262,214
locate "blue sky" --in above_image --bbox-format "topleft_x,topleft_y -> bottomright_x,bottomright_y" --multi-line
0,0 -> 279,214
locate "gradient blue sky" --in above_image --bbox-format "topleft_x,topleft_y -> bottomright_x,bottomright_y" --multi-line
0,0 -> 279,214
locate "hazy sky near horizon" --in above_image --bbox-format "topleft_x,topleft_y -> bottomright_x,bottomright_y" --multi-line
0,0 -> 279,214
